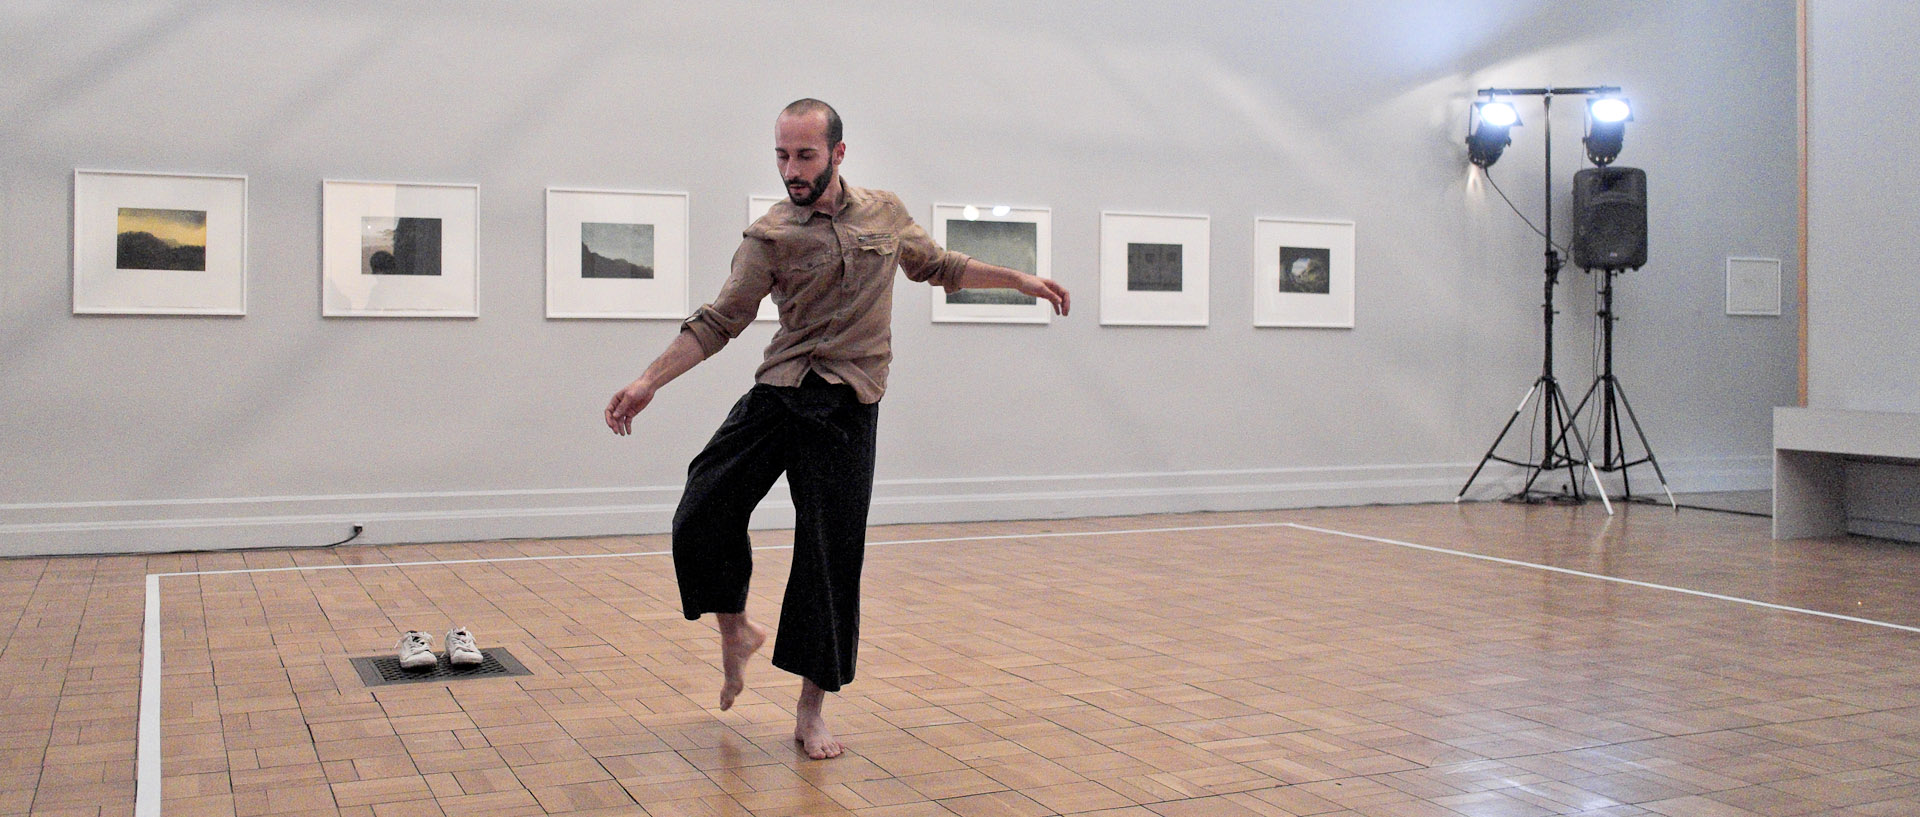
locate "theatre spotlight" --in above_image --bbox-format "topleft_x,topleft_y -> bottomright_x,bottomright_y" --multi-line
1466,100 -> 1520,168
1584,97 -> 1632,165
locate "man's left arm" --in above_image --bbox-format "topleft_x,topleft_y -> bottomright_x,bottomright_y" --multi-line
892,198 -> 1070,316
953,259 -> 1070,316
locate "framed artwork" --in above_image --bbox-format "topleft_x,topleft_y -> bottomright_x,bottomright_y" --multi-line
1725,256 -> 1783,316
546,188 -> 689,319
321,179 -> 477,318
745,195 -> 783,322
1253,218 -> 1356,328
72,169 -> 247,315
930,203 -> 1053,324
1099,211 -> 1210,326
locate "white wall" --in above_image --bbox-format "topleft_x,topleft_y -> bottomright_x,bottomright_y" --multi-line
0,1 -> 1801,554
1804,1 -> 1920,541
1806,0 -> 1920,413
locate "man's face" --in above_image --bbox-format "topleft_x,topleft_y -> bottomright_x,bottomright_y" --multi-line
775,112 -> 842,207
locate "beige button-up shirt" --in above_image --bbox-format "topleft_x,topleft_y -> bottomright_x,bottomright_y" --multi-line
680,181 -> 971,403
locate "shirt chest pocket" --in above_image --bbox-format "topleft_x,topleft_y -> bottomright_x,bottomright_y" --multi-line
775,253 -> 833,290
855,233 -> 898,255
848,232 -> 899,278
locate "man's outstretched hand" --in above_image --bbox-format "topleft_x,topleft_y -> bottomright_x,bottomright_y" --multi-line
1018,275 -> 1071,316
605,380 -> 656,436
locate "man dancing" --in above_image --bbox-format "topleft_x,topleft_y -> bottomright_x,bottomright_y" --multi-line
605,99 -> 1069,759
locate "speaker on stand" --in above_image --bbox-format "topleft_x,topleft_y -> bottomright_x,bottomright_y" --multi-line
1572,167 -> 1647,270
1562,166 -> 1676,508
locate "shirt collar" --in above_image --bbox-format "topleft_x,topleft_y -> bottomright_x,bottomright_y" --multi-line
789,177 -> 853,223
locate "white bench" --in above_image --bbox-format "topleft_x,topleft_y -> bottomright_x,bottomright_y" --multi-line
1773,407 -> 1920,539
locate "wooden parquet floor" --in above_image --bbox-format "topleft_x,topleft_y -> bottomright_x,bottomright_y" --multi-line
6,502 -> 1920,816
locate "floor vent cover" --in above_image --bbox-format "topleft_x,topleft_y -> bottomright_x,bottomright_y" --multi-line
350,647 -> 532,687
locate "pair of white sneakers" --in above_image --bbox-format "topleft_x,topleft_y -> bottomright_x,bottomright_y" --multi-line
395,628 -> 483,669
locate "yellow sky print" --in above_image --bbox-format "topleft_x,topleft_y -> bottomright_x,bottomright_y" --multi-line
117,208 -> 206,248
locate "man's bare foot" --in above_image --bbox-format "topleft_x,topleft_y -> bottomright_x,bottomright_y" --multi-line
794,713 -> 843,759
794,678 -> 843,759
716,614 -> 768,711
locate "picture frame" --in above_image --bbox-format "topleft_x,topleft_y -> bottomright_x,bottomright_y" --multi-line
72,169 -> 247,315
931,203 -> 1053,324
321,179 -> 477,318
745,195 -> 784,322
545,187 -> 689,319
1725,256 -> 1783,316
1252,217 -> 1356,328
1099,211 -> 1210,326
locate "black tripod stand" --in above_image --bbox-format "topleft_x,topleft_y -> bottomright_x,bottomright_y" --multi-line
1456,247 -> 1609,507
1562,267 -> 1676,508
1457,89 -> 1610,510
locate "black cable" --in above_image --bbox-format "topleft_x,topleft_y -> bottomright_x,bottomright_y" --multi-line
1481,166 -> 1571,254
1676,504 -> 1770,519
0,524 -> 367,562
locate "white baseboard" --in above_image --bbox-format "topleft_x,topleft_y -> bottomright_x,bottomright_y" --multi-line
0,456 -> 1774,557
1460,454 -> 1773,501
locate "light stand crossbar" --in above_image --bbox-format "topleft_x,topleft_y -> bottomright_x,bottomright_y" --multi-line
1456,86 -> 1618,511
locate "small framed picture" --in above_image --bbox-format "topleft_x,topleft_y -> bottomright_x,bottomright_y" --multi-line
1253,218 -> 1356,328
931,203 -> 1052,324
321,180 -> 477,318
73,169 -> 247,315
745,195 -> 784,322
1100,211 -> 1210,326
1725,257 -> 1783,316
546,188 -> 690,319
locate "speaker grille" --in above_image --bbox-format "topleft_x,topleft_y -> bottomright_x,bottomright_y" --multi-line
1572,167 -> 1648,270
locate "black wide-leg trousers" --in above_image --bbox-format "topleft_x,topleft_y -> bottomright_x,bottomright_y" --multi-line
671,374 -> 877,693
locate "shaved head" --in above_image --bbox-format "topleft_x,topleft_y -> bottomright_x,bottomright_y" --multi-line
780,98 -> 843,148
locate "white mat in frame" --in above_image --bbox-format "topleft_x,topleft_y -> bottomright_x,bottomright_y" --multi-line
546,187 -> 690,319
73,169 -> 247,316
931,202 -> 1053,324
321,179 -> 477,318
1254,217 -> 1355,328
1100,210 -> 1210,326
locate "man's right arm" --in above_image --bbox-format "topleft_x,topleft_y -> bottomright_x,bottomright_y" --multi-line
605,329 -> 706,436
604,234 -> 775,436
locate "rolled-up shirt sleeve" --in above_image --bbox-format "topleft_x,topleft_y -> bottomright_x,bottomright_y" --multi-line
681,234 -> 775,358
894,206 -> 972,293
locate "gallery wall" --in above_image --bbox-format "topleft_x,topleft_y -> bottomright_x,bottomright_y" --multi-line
1805,1 -> 1920,414
1804,0 -> 1920,539
0,1 -> 1801,554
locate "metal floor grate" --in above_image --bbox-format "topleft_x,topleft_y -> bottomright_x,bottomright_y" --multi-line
349,646 -> 532,687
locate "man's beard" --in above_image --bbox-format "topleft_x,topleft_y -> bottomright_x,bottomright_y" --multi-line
786,162 -> 835,207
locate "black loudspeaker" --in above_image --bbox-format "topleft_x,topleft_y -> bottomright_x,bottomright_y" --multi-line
1571,166 -> 1647,270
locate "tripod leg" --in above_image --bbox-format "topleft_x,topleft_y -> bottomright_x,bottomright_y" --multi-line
1607,377 -> 1634,497
1458,382 -> 1542,501
1559,377 -> 1606,496
1532,379 -> 1596,500
1549,381 -> 1591,498
1610,380 -> 1679,511
1586,461 -> 1614,515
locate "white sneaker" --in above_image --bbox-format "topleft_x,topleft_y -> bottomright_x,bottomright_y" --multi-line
395,631 -> 436,669
444,628 -> 483,666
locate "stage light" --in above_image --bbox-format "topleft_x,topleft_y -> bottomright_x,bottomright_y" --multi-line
1466,100 -> 1519,168
1584,97 -> 1631,166
1590,97 -> 1630,123
1481,100 -> 1519,128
